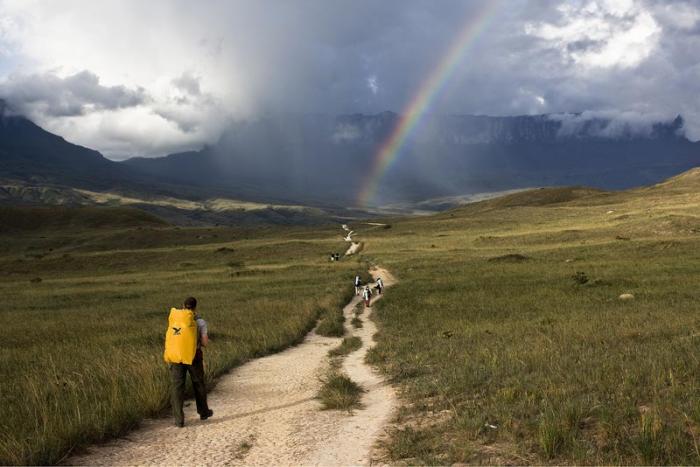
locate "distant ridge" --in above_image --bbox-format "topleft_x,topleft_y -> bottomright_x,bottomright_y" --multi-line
123,112 -> 700,206
1,108 -> 699,210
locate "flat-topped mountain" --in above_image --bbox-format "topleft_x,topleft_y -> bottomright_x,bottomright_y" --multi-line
1,104 -> 698,209
124,112 -> 699,205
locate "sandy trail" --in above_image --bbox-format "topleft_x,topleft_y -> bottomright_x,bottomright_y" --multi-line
345,241 -> 361,256
343,228 -> 361,256
304,266 -> 396,465
70,228 -> 396,466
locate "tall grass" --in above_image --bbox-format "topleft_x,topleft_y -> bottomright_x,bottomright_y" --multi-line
317,372 -> 364,411
328,336 -> 362,357
0,223 -> 355,465
361,186 -> 700,464
316,306 -> 346,337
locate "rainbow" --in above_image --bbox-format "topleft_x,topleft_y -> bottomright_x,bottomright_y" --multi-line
357,1 -> 502,207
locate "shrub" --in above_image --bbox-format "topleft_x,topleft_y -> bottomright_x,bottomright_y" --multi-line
317,372 -> 363,410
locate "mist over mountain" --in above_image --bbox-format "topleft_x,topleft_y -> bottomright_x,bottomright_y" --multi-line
0,99 -> 139,191
123,112 -> 699,206
0,100 -> 301,205
2,97 -> 698,211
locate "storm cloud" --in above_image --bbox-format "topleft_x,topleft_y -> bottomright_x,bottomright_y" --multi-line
0,0 -> 699,157
0,70 -> 146,116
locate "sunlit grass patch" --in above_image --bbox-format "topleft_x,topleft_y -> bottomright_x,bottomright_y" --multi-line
317,372 -> 364,411
328,336 -> 362,357
0,222 -> 353,465
363,182 -> 700,464
316,306 -> 345,337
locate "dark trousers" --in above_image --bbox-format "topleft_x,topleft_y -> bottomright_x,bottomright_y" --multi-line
169,351 -> 209,424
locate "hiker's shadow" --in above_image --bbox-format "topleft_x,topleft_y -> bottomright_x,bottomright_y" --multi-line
198,397 -> 316,426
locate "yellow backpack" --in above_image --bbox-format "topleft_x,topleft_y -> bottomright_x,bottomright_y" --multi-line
163,308 -> 197,364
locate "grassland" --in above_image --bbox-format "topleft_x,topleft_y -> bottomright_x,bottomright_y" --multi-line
0,208 -> 357,465
5,166 -> 700,465
360,169 -> 700,464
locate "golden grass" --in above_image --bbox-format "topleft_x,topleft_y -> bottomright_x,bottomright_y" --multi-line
360,177 -> 700,464
0,221 -> 354,465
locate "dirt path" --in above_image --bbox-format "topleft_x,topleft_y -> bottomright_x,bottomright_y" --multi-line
343,227 -> 361,256
70,229 -> 396,466
304,266 -> 396,465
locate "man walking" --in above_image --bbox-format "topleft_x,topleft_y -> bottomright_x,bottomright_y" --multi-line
164,296 -> 214,427
362,285 -> 372,308
354,274 -> 362,295
376,276 -> 384,295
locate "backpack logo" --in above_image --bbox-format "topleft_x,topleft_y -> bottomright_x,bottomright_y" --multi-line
172,327 -> 182,335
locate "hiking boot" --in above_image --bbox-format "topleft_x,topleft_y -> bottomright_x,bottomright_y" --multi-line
200,409 -> 214,420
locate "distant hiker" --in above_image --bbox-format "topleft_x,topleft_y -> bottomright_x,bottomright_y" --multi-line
354,275 -> 362,295
330,253 -> 335,262
163,296 -> 214,427
376,277 -> 384,295
362,285 -> 372,307
335,253 -> 340,261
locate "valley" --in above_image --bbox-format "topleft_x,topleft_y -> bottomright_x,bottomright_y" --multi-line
2,168 -> 700,464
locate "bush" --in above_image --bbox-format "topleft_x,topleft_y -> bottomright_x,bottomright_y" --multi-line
351,316 -> 363,328
317,372 -> 363,410
329,336 -> 362,357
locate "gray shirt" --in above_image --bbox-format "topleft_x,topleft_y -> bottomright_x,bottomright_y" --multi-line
196,317 -> 208,349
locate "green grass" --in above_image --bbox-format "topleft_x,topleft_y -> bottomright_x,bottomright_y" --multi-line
328,336 -> 362,357
317,372 -> 364,411
316,306 -> 346,337
7,170 -> 700,464
351,316 -> 363,328
0,219 -> 353,465
359,178 -> 700,464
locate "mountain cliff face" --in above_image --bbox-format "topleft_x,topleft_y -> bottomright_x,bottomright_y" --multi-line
124,112 -> 698,206
1,101 -> 697,207
0,101 -> 262,203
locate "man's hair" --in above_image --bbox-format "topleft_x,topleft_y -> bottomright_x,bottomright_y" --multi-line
184,297 -> 197,310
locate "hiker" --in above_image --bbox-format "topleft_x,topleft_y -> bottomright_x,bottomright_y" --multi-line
335,253 -> 340,261
362,285 -> 373,307
354,274 -> 362,295
330,253 -> 335,262
163,296 -> 214,427
376,276 -> 384,295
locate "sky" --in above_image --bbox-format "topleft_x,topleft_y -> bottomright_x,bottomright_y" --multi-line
0,0 -> 699,159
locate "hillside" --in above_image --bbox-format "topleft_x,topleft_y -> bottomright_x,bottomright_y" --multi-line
0,100 -> 148,191
3,168 -> 700,464
355,166 -> 700,464
0,205 -> 167,233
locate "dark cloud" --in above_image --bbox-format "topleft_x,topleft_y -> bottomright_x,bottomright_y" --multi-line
2,0 -> 700,156
0,70 -> 146,117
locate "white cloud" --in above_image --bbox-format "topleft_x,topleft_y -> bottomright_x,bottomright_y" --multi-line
367,75 -> 379,95
0,0 -> 699,156
332,123 -> 362,143
549,110 -> 678,138
525,1 -> 661,69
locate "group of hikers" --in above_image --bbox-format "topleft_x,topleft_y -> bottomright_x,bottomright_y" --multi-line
329,252 -> 341,261
163,272 -> 386,427
355,274 -> 384,307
